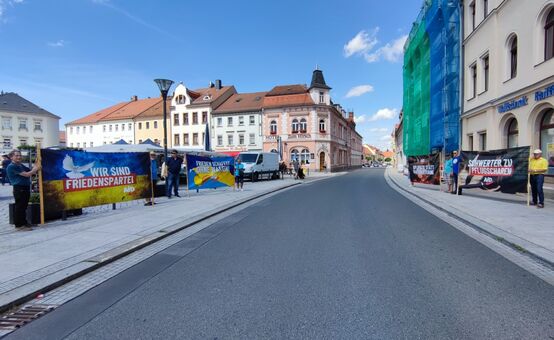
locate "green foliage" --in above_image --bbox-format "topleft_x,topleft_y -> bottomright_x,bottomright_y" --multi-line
385,157 -> 392,162
29,193 -> 40,204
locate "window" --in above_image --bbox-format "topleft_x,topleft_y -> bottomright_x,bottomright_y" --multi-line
300,118 -> 307,133
202,132 -> 205,144
83,142 -> 87,148
154,121 -> 158,129
479,132 -> 487,150
227,117 -> 233,126
19,119 -> 27,130
510,36 -> 517,79
76,126 -> 80,134
249,115 -> 255,125
70,127 -> 73,134
468,134 -> 474,151
470,1 -> 476,30
154,139 -> 158,145
19,138 -> 27,146
193,133 -> 199,145
507,118 -> 518,148
146,122 -> 150,129
1,117 -> 11,130
192,112 -> 198,124
270,120 -> 277,134
3,138 -> 11,148
77,142 -> 80,148
540,109 -> 554,154
227,134 -> 233,146
239,134 -> 245,145
290,149 -> 299,161
183,113 -> 189,125
292,119 -> 299,133
545,9 -> 554,61
249,133 -> 255,145
319,119 -> 326,132
238,116 -> 244,126
301,149 -> 310,163
103,125 -> 106,132
482,55 -> 489,92
470,63 -> 477,98
217,135 -> 223,146
115,124 -> 118,131
319,91 -> 324,104
217,117 -> 223,127
174,134 -> 180,146
34,120 -> 42,132
176,95 -> 185,105
128,123 -> 132,130
121,124 -> 125,131
202,111 -> 207,124
90,142 -> 94,147
184,133 -> 189,145
138,140 -> 142,144
174,114 -> 180,126
483,0 -> 488,19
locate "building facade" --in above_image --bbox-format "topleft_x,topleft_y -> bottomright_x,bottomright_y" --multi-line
134,99 -> 169,146
262,70 -> 363,172
211,92 -> 266,155
461,0 -> 554,177
403,0 -> 461,157
170,81 -> 236,150
0,92 -> 60,152
66,96 -> 161,148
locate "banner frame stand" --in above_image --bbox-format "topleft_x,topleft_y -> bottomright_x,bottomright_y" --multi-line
36,143 -> 45,225
150,165 -> 155,207
185,164 -> 190,198
527,146 -> 531,206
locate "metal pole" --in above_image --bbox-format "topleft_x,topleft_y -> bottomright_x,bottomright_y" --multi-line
162,91 -> 168,163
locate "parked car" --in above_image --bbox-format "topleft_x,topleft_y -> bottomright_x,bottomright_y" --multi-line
237,152 -> 280,181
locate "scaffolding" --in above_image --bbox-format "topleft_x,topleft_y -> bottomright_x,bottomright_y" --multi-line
403,0 -> 461,156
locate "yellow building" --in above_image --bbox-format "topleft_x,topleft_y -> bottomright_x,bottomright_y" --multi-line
134,99 -> 171,147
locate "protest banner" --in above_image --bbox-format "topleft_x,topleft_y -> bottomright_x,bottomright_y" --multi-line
186,154 -> 235,190
40,149 -> 152,213
459,146 -> 529,194
408,153 -> 440,185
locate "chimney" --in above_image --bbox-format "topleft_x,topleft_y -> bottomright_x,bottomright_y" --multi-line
209,81 -> 215,88
131,95 -> 138,101
348,112 -> 354,121
215,79 -> 222,90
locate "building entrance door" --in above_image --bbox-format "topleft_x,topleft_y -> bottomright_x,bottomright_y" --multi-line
319,152 -> 325,171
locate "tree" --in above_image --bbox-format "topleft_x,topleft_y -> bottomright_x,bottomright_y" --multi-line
385,157 -> 392,162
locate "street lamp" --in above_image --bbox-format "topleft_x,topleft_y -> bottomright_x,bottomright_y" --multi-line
154,78 -> 174,162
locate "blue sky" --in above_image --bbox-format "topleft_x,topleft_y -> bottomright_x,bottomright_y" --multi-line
0,0 -> 422,150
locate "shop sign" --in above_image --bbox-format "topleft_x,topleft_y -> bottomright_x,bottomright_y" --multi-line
497,96 -> 528,114
535,83 -> 554,102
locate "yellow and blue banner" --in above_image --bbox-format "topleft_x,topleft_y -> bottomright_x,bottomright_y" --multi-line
186,154 -> 235,190
41,149 -> 152,212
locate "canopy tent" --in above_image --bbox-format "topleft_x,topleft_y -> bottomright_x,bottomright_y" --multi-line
140,138 -> 161,147
113,139 -> 128,145
86,143 -> 163,153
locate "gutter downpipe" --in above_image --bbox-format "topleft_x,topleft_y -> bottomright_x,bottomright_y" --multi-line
459,0 -> 465,153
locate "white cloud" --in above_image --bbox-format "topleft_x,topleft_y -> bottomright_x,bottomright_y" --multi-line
369,108 -> 398,122
48,40 -> 66,47
365,35 -> 408,63
369,127 -> 389,133
346,85 -> 374,98
343,28 -> 379,58
354,115 -> 367,124
0,0 -> 24,22
380,134 -> 392,141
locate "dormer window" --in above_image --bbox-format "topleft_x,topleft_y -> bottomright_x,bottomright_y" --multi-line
203,95 -> 211,101
319,91 -> 324,104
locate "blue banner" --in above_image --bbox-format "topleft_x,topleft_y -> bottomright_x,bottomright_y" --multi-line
186,154 -> 235,190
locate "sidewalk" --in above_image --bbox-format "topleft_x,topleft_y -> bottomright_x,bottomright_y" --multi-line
0,174 -> 338,313
386,168 -> 554,267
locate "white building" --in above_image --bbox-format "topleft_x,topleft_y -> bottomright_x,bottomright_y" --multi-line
66,96 -> 160,148
170,80 -> 235,150
461,0 -> 554,167
211,92 -> 266,155
0,92 -> 60,152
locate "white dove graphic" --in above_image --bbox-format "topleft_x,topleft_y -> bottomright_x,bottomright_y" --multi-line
63,155 -> 95,179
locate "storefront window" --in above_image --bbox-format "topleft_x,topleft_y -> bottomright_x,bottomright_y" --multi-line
290,149 -> 299,161
507,118 -> 518,148
540,109 -> 554,153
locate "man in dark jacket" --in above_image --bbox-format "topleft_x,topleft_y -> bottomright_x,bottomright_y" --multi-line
166,150 -> 182,198
7,150 -> 40,231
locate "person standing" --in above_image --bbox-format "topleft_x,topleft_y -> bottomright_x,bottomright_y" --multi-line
145,152 -> 158,206
6,150 -> 40,231
1,154 -> 11,185
166,150 -> 182,198
529,149 -> 548,208
444,156 -> 453,193
293,159 -> 300,179
451,151 -> 461,194
234,159 -> 245,191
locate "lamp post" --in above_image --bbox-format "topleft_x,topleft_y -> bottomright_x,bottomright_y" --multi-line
154,78 -> 174,162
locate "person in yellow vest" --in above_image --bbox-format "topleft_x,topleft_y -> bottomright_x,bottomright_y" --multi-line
529,149 -> 548,208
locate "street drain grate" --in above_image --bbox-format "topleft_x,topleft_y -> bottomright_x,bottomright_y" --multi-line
0,304 -> 57,330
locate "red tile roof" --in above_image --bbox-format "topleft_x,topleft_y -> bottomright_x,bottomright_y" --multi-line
213,92 -> 267,114
101,97 -> 160,121
264,93 -> 314,108
67,101 -> 129,125
188,86 -> 235,107
266,84 -> 307,96
135,98 -> 170,118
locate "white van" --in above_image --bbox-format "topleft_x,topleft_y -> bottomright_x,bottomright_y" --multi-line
237,152 -> 280,181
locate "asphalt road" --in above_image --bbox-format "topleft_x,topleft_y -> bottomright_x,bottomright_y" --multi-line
6,169 -> 554,339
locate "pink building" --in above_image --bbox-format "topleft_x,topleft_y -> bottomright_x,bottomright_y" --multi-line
262,69 -> 363,172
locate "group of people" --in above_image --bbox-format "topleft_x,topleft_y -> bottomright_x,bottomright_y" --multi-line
441,149 -> 548,208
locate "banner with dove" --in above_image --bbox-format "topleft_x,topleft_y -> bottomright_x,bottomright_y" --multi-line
40,149 -> 152,211
186,154 -> 235,190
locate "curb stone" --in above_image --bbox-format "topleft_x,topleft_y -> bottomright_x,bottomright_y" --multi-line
384,169 -> 554,270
